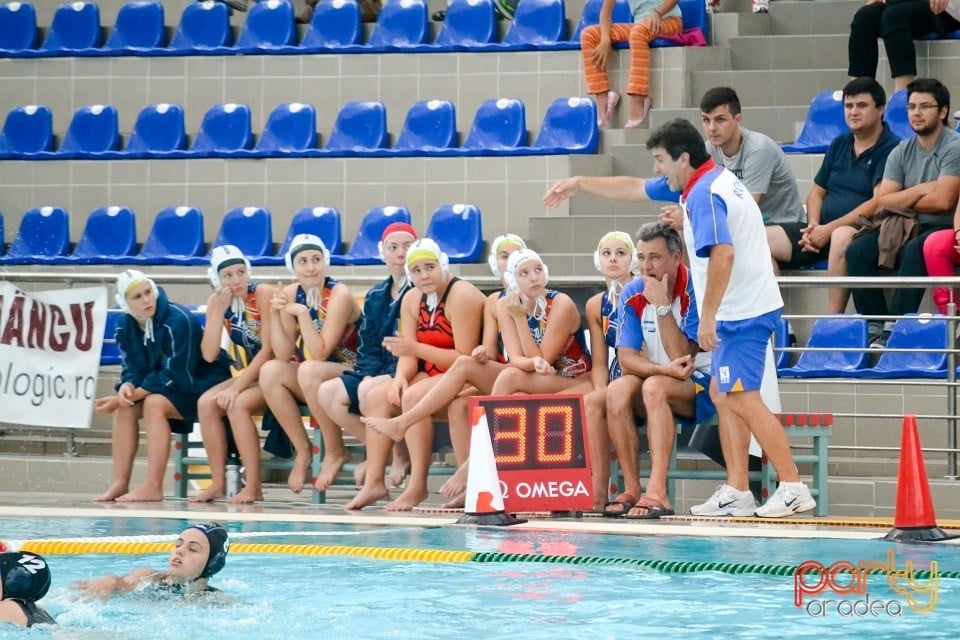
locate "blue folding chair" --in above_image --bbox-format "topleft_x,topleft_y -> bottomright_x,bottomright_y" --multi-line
426,204 -> 483,263
58,105 -> 121,157
131,206 -> 205,265
323,101 -> 388,153
570,0 -> 631,43
782,91 -> 849,154
333,206 -> 412,265
300,0 -> 362,48
63,206 -> 138,264
529,97 -> 598,154
235,0 -> 296,50
773,315 -> 792,370
651,0 -> 708,47
208,207 -> 274,263
254,102 -> 317,155
392,100 -> 457,153
100,308 -> 123,366
0,105 -> 53,157
501,0 -> 565,47
168,0 -> 232,52
123,104 -> 187,156
0,206 -> 70,264
884,89 -> 911,140
0,211 -> 4,255
40,1 -> 102,53
189,103 -> 254,156
461,98 -> 526,152
434,0 -> 496,48
261,206 -> 343,265
0,1 -> 38,53
366,0 -> 429,48
851,315 -> 949,379
778,316 -> 870,378
103,0 -> 166,52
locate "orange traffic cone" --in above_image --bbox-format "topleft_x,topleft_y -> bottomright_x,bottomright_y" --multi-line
884,415 -> 955,542
456,405 -> 525,526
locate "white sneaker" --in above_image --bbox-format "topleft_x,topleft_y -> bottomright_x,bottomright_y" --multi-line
755,481 -> 816,518
751,0 -> 769,13
690,484 -> 757,517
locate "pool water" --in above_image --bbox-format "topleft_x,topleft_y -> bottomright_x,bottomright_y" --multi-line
2,517 -> 959,639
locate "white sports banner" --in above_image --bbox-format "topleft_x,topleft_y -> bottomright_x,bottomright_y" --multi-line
0,282 -> 107,429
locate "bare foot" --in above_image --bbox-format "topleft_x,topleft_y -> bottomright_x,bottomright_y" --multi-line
353,460 -> 367,486
115,485 -> 163,502
441,491 -> 465,509
439,463 -> 467,498
188,485 -> 225,503
228,486 -> 263,504
94,482 -> 128,502
385,486 -> 429,511
362,416 -> 407,442
344,483 -> 389,510
313,451 -> 352,492
287,453 -> 311,494
387,460 -> 409,489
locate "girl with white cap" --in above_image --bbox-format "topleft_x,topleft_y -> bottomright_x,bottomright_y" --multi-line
346,238 -> 486,511
190,245 -> 276,504
95,271 -> 231,502
259,234 -> 362,494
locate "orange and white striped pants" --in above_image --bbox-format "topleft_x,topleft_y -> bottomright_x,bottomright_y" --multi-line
580,17 -> 682,96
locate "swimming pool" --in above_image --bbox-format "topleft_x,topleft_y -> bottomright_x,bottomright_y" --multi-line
2,514 -> 959,639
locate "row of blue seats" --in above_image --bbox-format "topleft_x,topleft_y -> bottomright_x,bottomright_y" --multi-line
785,88 -> 960,154
0,0 -> 707,57
0,98 -> 597,159
0,202 -> 484,266
774,315 -> 953,379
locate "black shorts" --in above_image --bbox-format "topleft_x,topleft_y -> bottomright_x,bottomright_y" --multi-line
778,222 -> 828,269
340,370 -> 363,415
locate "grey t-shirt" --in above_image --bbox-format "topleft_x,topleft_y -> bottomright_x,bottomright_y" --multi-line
883,127 -> 960,225
707,127 -> 806,226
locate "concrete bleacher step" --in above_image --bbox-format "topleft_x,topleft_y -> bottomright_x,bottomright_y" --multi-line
765,0 -> 860,37
690,68 -> 851,109
647,105 -> 809,144
728,33 -> 848,71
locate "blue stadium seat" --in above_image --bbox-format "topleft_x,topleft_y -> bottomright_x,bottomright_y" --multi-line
332,206 -> 412,265
323,101 -> 388,154
651,0 -> 708,47
235,0 -> 296,51
123,103 -> 187,157
0,1 -> 38,53
300,0 -> 362,49
131,206 -> 205,265
884,89 -> 911,139
259,206 -> 343,265
254,103 -> 317,155
434,0 -> 496,49
62,205 -> 137,264
392,100 -> 457,154
366,0 -> 429,49
783,90 -> 849,154
426,204 -> 483,263
40,1 -> 102,53
773,316 -> 792,370
103,0 -> 166,52
0,105 -> 53,157
778,316 -> 870,377
58,105 -> 121,158
0,206 -> 70,264
501,0 -> 565,47
570,0 -> 632,44
0,210 -> 4,255
461,98 -> 527,153
189,103 -> 254,156
101,308 -> 123,366
208,207 -> 274,263
851,314 -> 948,379
168,1 -> 232,53
528,97 -> 599,154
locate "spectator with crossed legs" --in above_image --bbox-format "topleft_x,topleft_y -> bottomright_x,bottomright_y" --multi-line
579,231 -> 639,511
191,246 -> 275,504
259,235 -> 362,494
922,197 -> 960,315
347,239 -> 486,511
363,233 -> 528,509
313,223 -> 419,492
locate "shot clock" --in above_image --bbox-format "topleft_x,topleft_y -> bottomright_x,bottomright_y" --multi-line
469,394 -> 594,512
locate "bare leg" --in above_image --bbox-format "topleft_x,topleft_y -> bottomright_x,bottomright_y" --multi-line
440,459 -> 468,508
447,395 -> 471,467
491,367 -> 593,395
260,360 -> 311,493
299,360 -> 350,493
893,74 -> 914,93
352,375 -> 392,486
710,380 -> 752,491
387,441 -> 410,488
386,376 -> 442,511
95,403 -> 142,502
345,380 -> 398,510
584,386 -> 611,511
227,387 -> 266,504
728,389 -> 799,482
313,376 -> 360,492
605,375 -> 645,512
190,381 -> 230,503
766,225 -> 793,277
117,395 -> 177,502
827,226 -> 856,314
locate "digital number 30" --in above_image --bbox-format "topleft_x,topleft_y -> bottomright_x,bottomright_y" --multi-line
492,404 -> 574,464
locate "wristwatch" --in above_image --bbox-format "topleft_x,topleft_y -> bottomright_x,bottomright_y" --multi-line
655,305 -> 672,317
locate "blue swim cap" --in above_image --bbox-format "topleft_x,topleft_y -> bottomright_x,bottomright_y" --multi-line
189,522 -> 229,579
0,552 -> 51,602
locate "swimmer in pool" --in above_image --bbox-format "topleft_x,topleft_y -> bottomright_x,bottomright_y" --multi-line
0,551 -> 56,627
73,522 -> 229,599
